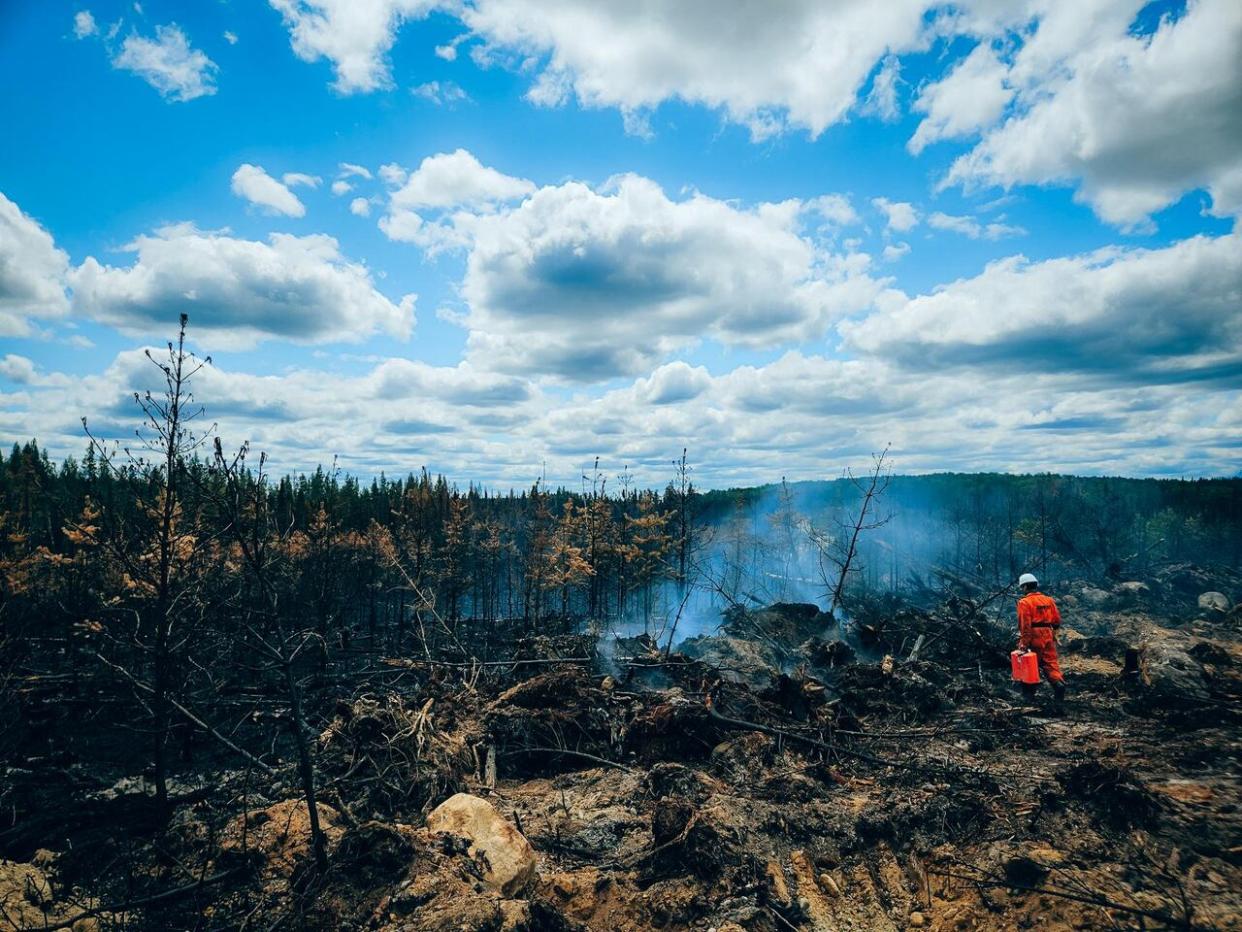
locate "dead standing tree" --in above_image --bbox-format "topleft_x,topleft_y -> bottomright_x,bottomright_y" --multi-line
79,313 -> 213,810
815,445 -> 892,617
211,440 -> 330,872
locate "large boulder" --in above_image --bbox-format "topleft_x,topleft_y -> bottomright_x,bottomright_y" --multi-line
1140,637 -> 1211,706
426,793 -> 537,896
1112,581 -> 1151,606
1198,591 -> 1231,614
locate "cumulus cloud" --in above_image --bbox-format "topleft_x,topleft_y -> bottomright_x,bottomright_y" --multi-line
349,197 -> 371,217
457,173 -> 885,380
269,0 -> 436,93
230,164 -> 307,217
331,180 -> 352,196
112,23 -> 218,102
842,231 -> 1242,383
267,0 -> 937,135
378,163 -> 407,186
388,149 -> 534,210
73,10 -> 98,39
379,149 -> 536,252
803,194 -> 860,228
882,242 -> 911,262
459,0 -> 933,138
70,223 -> 415,348
872,197 -> 918,232
0,192 -> 71,336
260,0 -> 1241,227
940,0 -> 1242,226
926,211 -> 1024,240
908,42 -> 1011,154
0,354 -> 38,384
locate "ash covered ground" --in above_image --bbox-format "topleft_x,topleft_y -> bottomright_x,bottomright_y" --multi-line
3,564 -> 1239,931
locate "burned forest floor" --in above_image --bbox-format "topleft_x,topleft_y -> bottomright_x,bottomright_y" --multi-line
3,564 -> 1242,931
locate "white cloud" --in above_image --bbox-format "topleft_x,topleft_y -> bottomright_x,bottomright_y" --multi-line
70,223 -> 415,348
942,0 -> 1242,226
460,0 -> 933,138
378,163 -> 407,186
389,149 -> 533,211
908,42 -> 1012,154
861,54 -> 902,121
339,162 -> 372,180
379,150 -> 536,253
434,39 -> 461,60
927,211 -> 1024,240
0,192 -> 71,337
0,354 -> 38,384
349,197 -> 371,217
457,173 -> 885,380
843,230 -> 1242,382
112,23 -> 218,102
231,164 -> 307,217
223,30 -> 239,45
803,194 -> 860,227
270,0 -> 436,93
282,172 -> 321,189
871,197 -> 919,232
266,0 -> 936,132
883,242 -> 910,262
331,180 -> 353,196
73,10 -> 98,39
411,80 -> 470,106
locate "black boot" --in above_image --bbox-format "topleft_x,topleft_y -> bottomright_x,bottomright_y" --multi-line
1052,682 -> 1066,704
1021,682 -> 1038,702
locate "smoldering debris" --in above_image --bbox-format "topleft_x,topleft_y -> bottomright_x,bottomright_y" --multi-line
2,570 -> 1240,931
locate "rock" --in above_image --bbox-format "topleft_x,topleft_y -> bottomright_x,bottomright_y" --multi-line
910,911 -> 926,927
819,872 -> 841,897
1199,591 -> 1231,614
1112,581 -> 1151,605
499,898 -> 531,930
1080,586 -> 1110,606
1140,637 -> 1211,706
426,793 -> 537,896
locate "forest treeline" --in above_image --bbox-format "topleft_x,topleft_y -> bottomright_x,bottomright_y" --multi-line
5,436 -> 1239,641
3,438 -> 1241,641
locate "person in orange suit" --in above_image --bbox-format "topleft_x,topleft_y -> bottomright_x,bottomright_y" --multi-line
1016,573 -> 1066,705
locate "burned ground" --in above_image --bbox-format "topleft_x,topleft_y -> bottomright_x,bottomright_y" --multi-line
1,567 -> 1240,931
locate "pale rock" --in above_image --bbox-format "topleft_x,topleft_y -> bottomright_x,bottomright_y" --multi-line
426,793 -> 537,896
1198,591 -> 1230,614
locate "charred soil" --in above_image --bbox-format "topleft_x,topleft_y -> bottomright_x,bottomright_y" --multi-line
2,570 -> 1240,931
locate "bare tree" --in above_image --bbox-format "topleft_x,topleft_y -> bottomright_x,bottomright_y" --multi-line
80,313 -> 213,809
211,440 -> 330,872
815,445 -> 892,616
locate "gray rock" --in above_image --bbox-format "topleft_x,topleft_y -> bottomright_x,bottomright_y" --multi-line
1141,638 -> 1210,706
1198,591 -> 1231,614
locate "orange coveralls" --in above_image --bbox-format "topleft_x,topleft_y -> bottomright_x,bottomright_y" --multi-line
1017,591 -> 1064,684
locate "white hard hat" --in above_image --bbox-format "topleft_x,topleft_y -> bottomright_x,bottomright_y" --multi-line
1018,573 -> 1038,587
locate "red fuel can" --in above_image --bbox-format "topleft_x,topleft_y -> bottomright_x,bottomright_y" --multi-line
1010,649 -> 1039,684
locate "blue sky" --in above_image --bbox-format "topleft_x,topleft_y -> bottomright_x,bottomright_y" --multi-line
1,0 -> 1239,487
